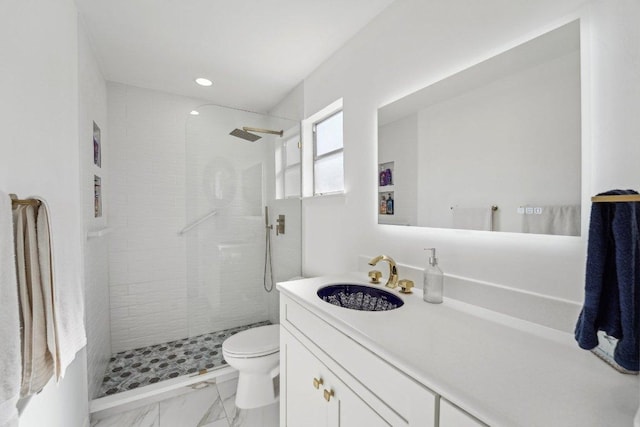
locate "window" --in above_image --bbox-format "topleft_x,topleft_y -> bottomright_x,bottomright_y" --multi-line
313,111 -> 344,195
301,99 -> 344,197
275,129 -> 301,199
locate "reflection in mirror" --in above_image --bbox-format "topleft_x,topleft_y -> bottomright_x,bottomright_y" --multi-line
377,20 -> 581,235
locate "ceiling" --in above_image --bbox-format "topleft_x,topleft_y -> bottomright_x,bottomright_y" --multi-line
76,0 -> 396,114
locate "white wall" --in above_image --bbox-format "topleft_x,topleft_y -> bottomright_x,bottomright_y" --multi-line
18,350 -> 89,427
78,18 -> 111,399
588,0 -> 640,190
298,0 -> 640,308
0,0 -> 89,425
270,82 -> 305,124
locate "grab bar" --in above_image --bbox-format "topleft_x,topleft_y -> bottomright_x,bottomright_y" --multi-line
178,209 -> 218,235
87,227 -> 112,240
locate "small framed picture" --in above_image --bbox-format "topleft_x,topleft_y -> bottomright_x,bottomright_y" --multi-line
94,175 -> 102,217
93,121 -> 101,167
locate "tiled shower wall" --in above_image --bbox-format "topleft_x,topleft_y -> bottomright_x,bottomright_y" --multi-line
106,84 -> 300,353
266,198 -> 302,323
107,83 -> 205,352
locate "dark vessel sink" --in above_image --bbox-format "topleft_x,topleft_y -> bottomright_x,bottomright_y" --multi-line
317,284 -> 404,311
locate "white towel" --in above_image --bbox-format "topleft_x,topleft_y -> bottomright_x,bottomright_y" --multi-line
521,205 -> 580,236
37,204 -> 61,379
37,197 -> 86,378
14,203 -> 54,395
0,193 -> 20,427
451,206 -> 495,231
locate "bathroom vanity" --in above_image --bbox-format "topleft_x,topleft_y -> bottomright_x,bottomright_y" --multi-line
277,275 -> 638,426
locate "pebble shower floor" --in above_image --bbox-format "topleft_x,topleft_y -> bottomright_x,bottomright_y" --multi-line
98,321 -> 270,397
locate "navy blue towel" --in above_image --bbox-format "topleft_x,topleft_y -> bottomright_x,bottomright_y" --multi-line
575,189 -> 640,371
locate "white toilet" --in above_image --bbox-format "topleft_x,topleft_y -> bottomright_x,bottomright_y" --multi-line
222,324 -> 280,409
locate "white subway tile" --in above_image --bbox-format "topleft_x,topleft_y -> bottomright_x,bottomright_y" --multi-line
108,262 -> 129,285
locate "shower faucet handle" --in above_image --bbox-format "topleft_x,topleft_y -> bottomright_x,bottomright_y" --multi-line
276,215 -> 285,235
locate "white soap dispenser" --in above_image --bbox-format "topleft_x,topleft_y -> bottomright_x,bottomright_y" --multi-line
423,248 -> 443,304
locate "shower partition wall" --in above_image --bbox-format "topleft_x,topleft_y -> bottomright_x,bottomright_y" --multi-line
185,105 -> 297,337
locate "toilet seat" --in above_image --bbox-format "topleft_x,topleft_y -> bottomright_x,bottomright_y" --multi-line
223,324 -> 279,358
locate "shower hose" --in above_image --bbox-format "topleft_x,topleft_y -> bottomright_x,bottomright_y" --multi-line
264,221 -> 274,292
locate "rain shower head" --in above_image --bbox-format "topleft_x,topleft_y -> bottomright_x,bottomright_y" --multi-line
230,128 -> 262,142
229,126 -> 284,142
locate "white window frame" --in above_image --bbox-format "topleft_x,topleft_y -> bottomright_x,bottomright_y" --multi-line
275,126 -> 301,200
301,98 -> 344,197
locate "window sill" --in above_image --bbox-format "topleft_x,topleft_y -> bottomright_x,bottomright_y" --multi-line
301,191 -> 345,201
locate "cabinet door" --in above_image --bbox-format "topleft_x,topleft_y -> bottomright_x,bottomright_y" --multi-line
281,329 -> 328,427
282,328 -> 395,427
440,399 -> 486,427
328,375 -> 391,427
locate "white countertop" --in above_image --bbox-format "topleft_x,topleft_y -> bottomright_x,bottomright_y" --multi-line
277,273 -> 639,427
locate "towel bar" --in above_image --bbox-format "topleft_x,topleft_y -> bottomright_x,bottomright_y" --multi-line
450,205 -> 498,211
591,195 -> 640,203
87,228 -> 112,239
178,209 -> 218,235
9,194 -> 41,207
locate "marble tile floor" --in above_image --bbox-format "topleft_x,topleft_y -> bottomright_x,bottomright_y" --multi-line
99,321 -> 270,397
91,377 -> 279,427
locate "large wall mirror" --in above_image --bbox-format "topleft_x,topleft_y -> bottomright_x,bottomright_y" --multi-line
377,20 -> 581,236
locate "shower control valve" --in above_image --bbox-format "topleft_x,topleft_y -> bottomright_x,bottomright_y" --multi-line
276,214 -> 285,235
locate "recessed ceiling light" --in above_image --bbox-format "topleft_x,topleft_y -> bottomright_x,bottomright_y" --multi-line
190,110 -> 200,116
195,78 -> 212,87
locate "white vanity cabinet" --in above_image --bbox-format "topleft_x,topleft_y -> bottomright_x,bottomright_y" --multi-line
280,294 -> 436,427
278,276 -> 640,427
281,328 -> 394,427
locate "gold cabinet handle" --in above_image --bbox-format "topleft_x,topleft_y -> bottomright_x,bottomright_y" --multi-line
323,389 -> 334,402
313,377 -> 323,389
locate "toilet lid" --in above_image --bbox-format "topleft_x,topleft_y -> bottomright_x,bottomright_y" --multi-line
223,324 -> 279,357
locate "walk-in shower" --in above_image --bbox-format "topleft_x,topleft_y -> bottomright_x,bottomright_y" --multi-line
186,108 -> 294,338
93,104 -> 300,408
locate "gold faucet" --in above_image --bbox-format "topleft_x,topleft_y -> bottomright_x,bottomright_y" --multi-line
368,255 -> 399,289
